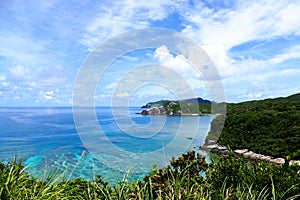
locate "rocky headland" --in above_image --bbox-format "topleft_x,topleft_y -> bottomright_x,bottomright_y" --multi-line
200,139 -> 300,166
141,105 -> 182,116
140,101 -> 205,116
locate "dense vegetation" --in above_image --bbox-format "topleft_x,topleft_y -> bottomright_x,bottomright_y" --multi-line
142,97 -> 213,115
207,93 -> 300,160
162,101 -> 212,115
2,93 -> 300,199
142,97 -> 212,108
1,151 -> 300,199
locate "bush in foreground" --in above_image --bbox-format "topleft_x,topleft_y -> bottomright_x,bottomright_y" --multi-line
1,151 -> 300,199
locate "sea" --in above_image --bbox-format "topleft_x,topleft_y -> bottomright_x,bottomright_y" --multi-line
0,107 -> 214,183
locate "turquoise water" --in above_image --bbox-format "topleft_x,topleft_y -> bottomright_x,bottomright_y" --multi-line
0,107 -> 213,182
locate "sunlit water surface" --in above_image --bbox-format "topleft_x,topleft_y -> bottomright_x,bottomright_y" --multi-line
0,107 -> 214,182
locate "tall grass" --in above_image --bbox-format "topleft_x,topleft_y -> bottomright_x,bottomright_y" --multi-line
1,152 -> 300,199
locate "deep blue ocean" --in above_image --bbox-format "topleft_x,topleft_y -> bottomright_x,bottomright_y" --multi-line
0,107 -> 214,182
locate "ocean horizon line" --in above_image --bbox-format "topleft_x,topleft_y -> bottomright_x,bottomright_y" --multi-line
0,106 -> 143,109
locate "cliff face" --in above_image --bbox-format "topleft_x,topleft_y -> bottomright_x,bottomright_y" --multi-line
141,97 -> 213,109
141,101 -> 202,116
141,104 -> 182,116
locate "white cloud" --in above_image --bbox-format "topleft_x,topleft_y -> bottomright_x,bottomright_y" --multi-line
39,77 -> 67,87
153,45 -> 173,62
182,1 -> 300,48
201,44 -> 238,78
80,0 -> 184,49
0,32 -> 48,66
9,65 -> 30,81
180,0 -> 300,86
0,75 -> 8,87
23,81 -> 37,88
64,84 -> 73,89
154,45 -> 197,76
153,45 -> 208,92
0,75 -> 6,81
105,82 -> 117,90
38,90 -> 59,101
238,93 -> 262,99
2,82 -> 8,87
1,0 -> 299,105
269,45 -> 300,64
116,92 -> 130,98
44,95 -> 53,100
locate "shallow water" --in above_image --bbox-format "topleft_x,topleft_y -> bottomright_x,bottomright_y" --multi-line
0,107 -> 213,182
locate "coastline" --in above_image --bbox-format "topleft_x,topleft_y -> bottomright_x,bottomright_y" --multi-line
139,105 -> 206,116
200,139 -> 300,166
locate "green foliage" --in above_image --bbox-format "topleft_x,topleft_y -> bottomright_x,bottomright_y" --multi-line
1,152 -> 300,199
206,114 -> 226,141
163,101 -> 212,115
2,94 -> 300,199
143,100 -> 171,108
208,101 -> 300,159
143,150 -> 208,199
261,93 -> 300,103
0,156 -> 78,199
207,152 -> 300,199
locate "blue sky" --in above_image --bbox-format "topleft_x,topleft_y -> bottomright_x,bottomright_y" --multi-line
0,0 -> 300,106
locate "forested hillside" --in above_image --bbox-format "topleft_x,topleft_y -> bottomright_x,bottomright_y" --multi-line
207,93 -> 300,159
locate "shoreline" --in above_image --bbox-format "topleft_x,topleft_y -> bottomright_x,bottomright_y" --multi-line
138,106 -> 208,116
136,112 -> 207,116
200,139 -> 300,166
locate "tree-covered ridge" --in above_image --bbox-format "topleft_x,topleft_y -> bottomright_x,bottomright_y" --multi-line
141,97 -> 213,115
260,92 -> 300,103
163,101 -> 212,115
142,97 -> 213,108
207,93 -> 300,160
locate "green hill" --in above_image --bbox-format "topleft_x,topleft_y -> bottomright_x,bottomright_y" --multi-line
266,92 -> 300,102
141,97 -> 213,115
207,93 -> 300,159
141,97 -> 213,108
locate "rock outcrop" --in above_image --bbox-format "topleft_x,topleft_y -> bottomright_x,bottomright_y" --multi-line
141,106 -> 168,115
140,101 -> 202,116
200,140 -> 299,166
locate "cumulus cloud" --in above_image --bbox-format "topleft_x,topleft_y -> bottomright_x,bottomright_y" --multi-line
201,44 -> 238,78
0,75 -> 9,87
153,45 -> 207,90
39,90 -> 56,101
186,1 -> 300,102
1,0 -> 300,105
154,46 -> 193,75
1,62 -> 73,105
180,0 -> 300,90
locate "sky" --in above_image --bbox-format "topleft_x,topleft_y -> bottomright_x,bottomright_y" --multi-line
0,0 -> 300,106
